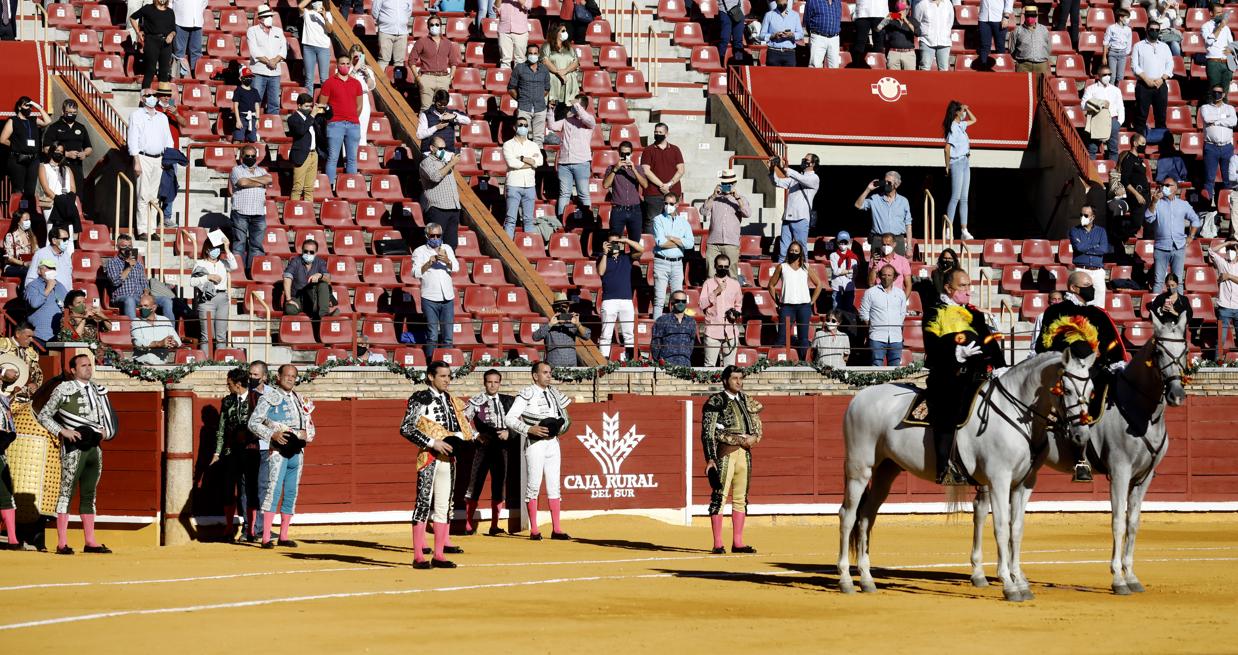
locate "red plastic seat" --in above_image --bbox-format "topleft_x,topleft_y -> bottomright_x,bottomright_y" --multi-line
582,70 -> 616,97
215,348 -> 247,363
673,22 -> 705,47
1055,53 -> 1087,79
982,239 -> 1017,266
1019,293 -> 1050,321
1020,239 -> 1055,267
363,316 -> 400,346
1186,265 -> 1219,295
93,55 -> 131,84
366,174 -> 402,202
431,348 -> 468,366
481,319 -> 518,348
71,251 -> 101,281
326,255 -> 360,286
47,2 -> 77,29
479,146 -> 506,175
464,287 -> 500,315
954,3 -> 978,25
547,233 -> 584,260
536,259 -> 570,289
585,19 -> 614,45
353,286 -> 384,314
456,230 -> 482,258
99,316 -> 132,348
1105,292 -> 1136,322
1188,294 -> 1216,321
513,233 -> 547,260
279,315 -> 317,345
691,46 -> 723,73
706,72 -> 728,96
78,224 -> 113,252
596,96 -> 633,124
319,316 -> 356,346
452,67 -> 485,94
598,44 -> 630,71
362,257 -> 398,285
484,67 -> 511,93
248,255 -> 286,284
394,347 -> 428,367
355,200 -> 389,228
365,116 -> 400,146
767,348 -> 800,363
69,29 -> 102,58
1123,320 -> 1154,348
333,174 -> 368,202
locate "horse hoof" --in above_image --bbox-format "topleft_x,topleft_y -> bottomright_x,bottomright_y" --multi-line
1019,588 -> 1035,602
1003,588 -> 1024,602
860,581 -> 877,593
1112,583 -> 1131,596
971,575 -> 990,588
840,581 -> 856,595
1127,581 -> 1146,593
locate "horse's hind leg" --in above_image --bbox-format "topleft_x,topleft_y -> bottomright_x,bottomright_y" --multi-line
856,459 -> 901,593
838,458 -> 873,595
970,488 -> 991,587
1123,473 -> 1154,593
1009,476 -> 1036,601
988,474 -> 1022,602
1109,467 -> 1133,595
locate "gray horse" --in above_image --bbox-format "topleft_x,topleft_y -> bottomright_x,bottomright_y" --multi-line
969,311 -> 1187,595
839,348 -> 1097,601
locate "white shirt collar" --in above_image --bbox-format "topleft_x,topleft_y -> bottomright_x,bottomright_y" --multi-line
941,293 -> 959,306
1065,292 -> 1084,305
723,390 -> 740,401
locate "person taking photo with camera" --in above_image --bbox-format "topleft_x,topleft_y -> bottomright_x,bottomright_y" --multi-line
597,233 -> 643,360
532,293 -> 590,367
103,233 -> 174,319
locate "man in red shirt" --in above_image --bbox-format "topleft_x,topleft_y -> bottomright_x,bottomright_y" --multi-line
317,54 -> 363,191
409,15 -> 462,112
639,122 -> 685,233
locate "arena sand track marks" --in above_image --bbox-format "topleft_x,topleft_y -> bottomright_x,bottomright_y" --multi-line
0,514 -> 1235,654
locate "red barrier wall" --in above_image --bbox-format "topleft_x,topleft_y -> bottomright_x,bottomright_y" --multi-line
737,67 -> 1035,149
84,391 -> 163,517
0,42 -> 46,119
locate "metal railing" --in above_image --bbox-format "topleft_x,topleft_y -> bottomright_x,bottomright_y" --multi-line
726,64 -> 788,164
249,289 -> 272,364
1037,74 -> 1102,186
49,42 -> 129,146
921,189 -> 937,264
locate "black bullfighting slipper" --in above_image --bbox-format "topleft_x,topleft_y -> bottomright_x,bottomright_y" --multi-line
550,532 -> 571,541
412,560 -> 431,570
443,546 -> 464,554
55,545 -> 74,555
431,559 -> 457,569
83,544 -> 112,554
731,545 -> 757,554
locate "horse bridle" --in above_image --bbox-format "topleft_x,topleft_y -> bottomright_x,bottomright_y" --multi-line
983,365 -> 1093,440
1153,335 -> 1189,393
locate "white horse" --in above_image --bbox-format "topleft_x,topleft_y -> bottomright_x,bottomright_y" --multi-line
969,311 -> 1186,595
839,348 -> 1097,601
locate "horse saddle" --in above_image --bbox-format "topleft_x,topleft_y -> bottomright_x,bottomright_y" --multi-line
900,386 -> 986,430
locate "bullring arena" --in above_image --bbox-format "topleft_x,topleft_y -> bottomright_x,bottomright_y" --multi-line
1,365 -> 1236,653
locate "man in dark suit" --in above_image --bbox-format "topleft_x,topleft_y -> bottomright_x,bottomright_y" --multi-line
462,369 -> 517,536
287,91 -> 323,202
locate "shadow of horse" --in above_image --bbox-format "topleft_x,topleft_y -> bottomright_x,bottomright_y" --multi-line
569,537 -> 709,554
281,551 -> 402,568
651,563 -> 994,599
299,538 -> 415,554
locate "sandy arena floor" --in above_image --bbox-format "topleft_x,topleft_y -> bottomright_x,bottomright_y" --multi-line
0,513 -> 1235,654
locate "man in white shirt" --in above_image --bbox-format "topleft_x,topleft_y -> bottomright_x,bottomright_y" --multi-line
504,361 -> 572,541
411,222 -> 460,358
126,89 -> 174,239
852,0 -> 888,65
131,292 -> 182,364
25,226 -> 73,289
372,0 -> 412,68
171,0 -> 208,77
1203,3 -> 1234,94
860,265 -> 908,366
1199,85 -> 1237,203
1132,18 -> 1174,136
1082,66 -> 1124,160
245,5 -> 288,114
913,0 -> 955,71
976,0 -> 1012,69
502,115 -> 542,237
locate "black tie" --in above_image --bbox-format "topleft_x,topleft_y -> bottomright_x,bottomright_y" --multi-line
544,390 -> 559,418
491,396 -> 502,428
440,394 -> 457,431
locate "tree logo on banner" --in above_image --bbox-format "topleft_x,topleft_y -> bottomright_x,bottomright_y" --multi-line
566,412 -> 659,499
871,76 -> 908,103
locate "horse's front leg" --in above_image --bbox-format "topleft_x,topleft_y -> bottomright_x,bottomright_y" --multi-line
1109,466 -> 1133,595
1123,471 -> 1154,593
970,487 -> 990,587
1009,473 -> 1037,601
988,474 -> 1022,601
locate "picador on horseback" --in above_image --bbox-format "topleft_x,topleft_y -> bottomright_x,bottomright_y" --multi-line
1033,270 -> 1127,482
921,269 -> 1007,486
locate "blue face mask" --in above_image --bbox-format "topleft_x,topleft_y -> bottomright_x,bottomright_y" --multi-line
302,252 -> 315,264
427,237 -> 443,249
208,247 -> 221,259
516,126 -> 529,137
720,183 -> 733,193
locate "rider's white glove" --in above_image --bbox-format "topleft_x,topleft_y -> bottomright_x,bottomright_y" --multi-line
1107,360 -> 1127,373
955,343 -> 983,363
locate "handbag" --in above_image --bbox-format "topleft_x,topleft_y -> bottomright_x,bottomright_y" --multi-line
573,1 -> 593,22
726,1 -> 745,23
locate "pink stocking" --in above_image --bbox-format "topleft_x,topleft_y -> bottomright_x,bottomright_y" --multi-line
1,508 -> 16,544
279,513 -> 293,541
261,513 -> 273,544
732,511 -> 746,548
710,514 -> 724,549
56,513 -> 69,549
432,522 -> 448,560
82,514 -> 98,547
464,499 -> 479,532
246,508 -> 258,538
490,501 -> 504,531
412,522 -> 428,562
548,498 -> 562,534
526,499 -> 539,535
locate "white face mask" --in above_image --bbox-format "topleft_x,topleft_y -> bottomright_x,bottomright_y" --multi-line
881,244 -> 894,255
664,204 -> 677,216
1162,186 -> 1174,198
144,95 -> 158,108
1081,215 -> 1093,226
1101,74 -> 1112,84
429,25 -> 442,35
526,53 -> 540,64
1229,250 -> 1237,263
19,219 -> 30,231
43,269 -> 57,281
262,16 -> 273,27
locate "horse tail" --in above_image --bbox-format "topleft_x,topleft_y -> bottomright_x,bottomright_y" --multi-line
848,490 -> 867,562
944,485 -> 972,521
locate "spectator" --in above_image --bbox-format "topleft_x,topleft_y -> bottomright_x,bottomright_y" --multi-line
41,100 -> 92,190
548,94 -> 596,224
189,230 -> 237,356
597,234 -> 643,360
246,5 -> 287,115
650,290 -> 695,366
417,89 -> 471,153
855,171 -> 912,254
1145,177 -> 1200,293
565,0 -> 600,44
761,0 -> 804,67
868,232 -> 913,297
347,45 -> 378,146
412,223 -> 460,357
651,192 -> 695,321
24,259 -> 67,344
812,311 -> 850,368
409,15 -> 459,112
232,67 -> 261,143
1132,18 -> 1173,137
373,0 -> 412,69
282,237 -> 338,319
104,233 -> 174,319
1082,66 -> 1123,160
1204,4 -> 1234,93
509,43 -> 551,145
718,0 -> 748,66
769,240 -> 822,360
420,137 -> 462,249
25,225 -> 72,290
339,0 -> 364,18
1149,0 -> 1184,57
1212,240 -> 1238,354
172,0 -> 208,78
157,108 -> 188,229
132,292 -> 182,363
229,145 -> 272,273
859,264 -> 908,366
288,91 -> 323,202
772,154 -> 819,262
930,248 -> 959,296
1199,85 -> 1236,204
976,0 -> 1012,70
1030,289 -> 1066,340
476,0 -> 497,29
1118,133 -> 1150,237
127,88 -> 174,240
639,123 -> 685,234
60,289 -> 110,342
533,293 -> 590,366
912,0 -> 952,71
1069,205 -> 1111,308
1153,133 -> 1189,183
1104,9 -> 1133,82
502,115 -> 543,237
700,253 -> 743,367
2,210 -> 33,278
829,230 -> 859,308
804,0 -> 842,69
853,0 -> 886,66
943,101 -> 976,240
701,169 -> 749,281
497,0 -> 532,69
299,0 -> 333,92
318,54 -> 364,190
603,141 -> 648,240
1009,6 -> 1050,73
543,22 -> 582,111
36,141 -> 79,237
1053,0 -> 1080,51
1,96 -> 48,203
130,0 -> 176,89
1146,272 -> 1191,323
877,3 -> 916,71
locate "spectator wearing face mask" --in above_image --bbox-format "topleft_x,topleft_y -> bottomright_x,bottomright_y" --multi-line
130,0 -> 177,89
127,89 -> 174,240
1009,6 -> 1050,74
1132,19 -> 1174,137
24,259 -> 67,344
769,241 -> 822,361
282,237 -> 338,319
931,248 -> 959,297
868,232 -> 913,298
412,223 -> 459,358
1118,133 -> 1150,236
189,230 -> 238,355
2,210 -> 34,279
700,253 -> 743,367
42,100 -> 91,190
288,92 -> 323,202
502,116 -> 543,237
1,96 -> 49,204
26,225 -> 73,290
603,141 -> 648,240
420,136 -> 462,249
245,5 -> 287,115
650,290 -> 696,366
1082,67 -> 1123,160
1150,0 -> 1185,57
104,233 -> 174,319
860,264 -> 907,366
651,192 -> 696,321
409,15 -> 459,112
548,94 -> 596,224
299,0 -> 333,91
509,43 -> 551,144
640,123 -> 685,234
943,101 -> 977,241
976,0 -> 1012,71
1029,289 -> 1066,346
597,234 -> 644,360
876,2 -> 916,70
1199,85 -> 1236,204
37,140 -> 79,236
543,22 -> 582,110
318,55 -> 364,190
1211,240 -> 1238,354
855,171 -> 912,254
1145,177 -> 1200,293
533,293 -> 590,366
771,154 -> 819,263
1146,273 -> 1191,325
229,145 -> 272,273
133,292 -> 183,363
1069,205 -> 1111,308
701,169 -> 748,281
829,231 -> 859,309
232,67 -> 262,143
417,89 -> 471,153
1104,9 -> 1133,82
812,312 -> 850,368
497,0 -> 532,69
760,0 -> 804,67
1203,4 -> 1234,92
